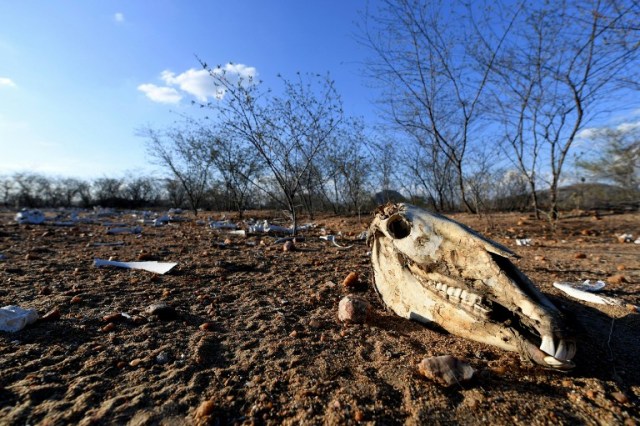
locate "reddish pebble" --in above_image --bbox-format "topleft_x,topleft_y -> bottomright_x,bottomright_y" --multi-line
574,253 -> 587,259
338,295 -> 370,324
129,358 -> 142,367
611,391 -> 629,404
101,322 -> 116,333
103,313 -> 124,323
195,399 -> 216,418
342,272 -> 360,289
354,410 -> 365,422
70,296 -> 82,304
608,274 -> 627,285
41,308 -> 61,322
199,322 -> 215,331
283,240 -> 295,252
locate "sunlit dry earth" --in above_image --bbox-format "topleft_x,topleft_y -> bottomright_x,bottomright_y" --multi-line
0,208 -> 638,425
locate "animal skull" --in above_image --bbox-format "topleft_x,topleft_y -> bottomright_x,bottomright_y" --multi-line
368,203 -> 576,370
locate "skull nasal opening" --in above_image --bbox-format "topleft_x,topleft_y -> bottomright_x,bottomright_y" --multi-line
387,216 -> 411,239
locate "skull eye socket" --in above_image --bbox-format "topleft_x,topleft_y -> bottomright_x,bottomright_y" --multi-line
387,216 -> 411,239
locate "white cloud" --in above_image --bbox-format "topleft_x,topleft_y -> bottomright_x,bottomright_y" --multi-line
160,69 -> 215,102
137,83 -> 182,104
114,12 -> 125,23
616,121 -> 640,133
577,128 -> 597,139
578,120 -> 640,139
0,77 -> 16,88
138,63 -> 258,104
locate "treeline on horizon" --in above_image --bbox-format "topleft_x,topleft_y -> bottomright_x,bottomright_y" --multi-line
1,171 -> 637,217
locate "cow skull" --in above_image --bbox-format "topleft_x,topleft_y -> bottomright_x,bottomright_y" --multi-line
368,203 -> 576,370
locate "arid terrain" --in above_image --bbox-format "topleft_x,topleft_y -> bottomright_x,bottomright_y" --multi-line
0,208 -> 638,425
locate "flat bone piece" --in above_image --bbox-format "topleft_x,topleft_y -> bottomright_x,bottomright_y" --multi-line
94,258 -> 177,274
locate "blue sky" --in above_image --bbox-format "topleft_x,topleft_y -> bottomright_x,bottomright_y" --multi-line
0,1 -> 377,178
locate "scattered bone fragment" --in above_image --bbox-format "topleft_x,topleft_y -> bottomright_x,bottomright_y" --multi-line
15,210 -> 45,225
617,234 -> 633,243
338,296 -> 370,324
418,355 -> 475,386
368,203 -> 576,370
0,306 -> 39,332
93,258 -> 177,274
552,281 -> 634,309
320,235 -> 354,249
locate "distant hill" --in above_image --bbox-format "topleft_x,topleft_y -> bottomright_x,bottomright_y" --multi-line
372,190 -> 407,205
536,183 -> 639,211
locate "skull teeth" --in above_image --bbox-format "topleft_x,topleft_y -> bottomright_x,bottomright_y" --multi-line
554,340 -> 576,361
433,282 -> 488,315
540,335 -> 555,356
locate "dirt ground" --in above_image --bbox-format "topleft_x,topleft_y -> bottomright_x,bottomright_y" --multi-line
0,207 -> 638,425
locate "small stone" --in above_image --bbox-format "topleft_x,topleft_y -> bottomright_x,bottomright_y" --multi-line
342,272 -> 359,289
611,391 -> 629,404
289,330 -> 298,338
129,358 -> 143,368
534,255 -> 546,262
145,302 -> 177,320
338,296 -> 370,324
39,286 -> 52,295
195,399 -> 216,418
607,274 -> 627,285
574,253 -> 587,259
616,264 -> 626,271
199,322 -> 215,331
40,308 -> 61,322
561,380 -> 572,387
101,322 -> 116,333
418,355 -> 475,386
70,295 -> 82,304
137,252 -> 155,261
156,351 -> 170,365
585,390 -> 596,399
354,409 -> 365,422
490,365 -> 507,375
283,240 -> 295,252
116,361 -> 127,369
103,313 -> 124,323
308,319 -> 321,329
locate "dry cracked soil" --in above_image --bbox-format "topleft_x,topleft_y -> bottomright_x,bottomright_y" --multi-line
0,208 -> 638,425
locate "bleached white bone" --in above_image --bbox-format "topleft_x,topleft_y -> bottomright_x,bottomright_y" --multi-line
368,203 -> 576,370
94,258 -> 177,274
320,235 -> 354,249
553,281 -> 631,307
